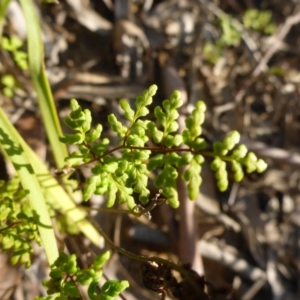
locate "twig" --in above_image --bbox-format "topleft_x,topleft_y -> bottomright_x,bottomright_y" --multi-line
252,7 -> 300,77
241,274 -> 268,300
198,0 -> 262,63
266,250 -> 285,300
66,0 -> 112,33
235,6 -> 300,103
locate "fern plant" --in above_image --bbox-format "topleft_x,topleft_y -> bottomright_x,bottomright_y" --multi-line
59,85 -> 267,210
39,251 -> 129,300
47,84 -> 267,299
0,178 -> 41,268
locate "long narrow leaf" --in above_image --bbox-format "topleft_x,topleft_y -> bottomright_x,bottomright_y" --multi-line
0,108 -> 59,266
19,0 -> 67,169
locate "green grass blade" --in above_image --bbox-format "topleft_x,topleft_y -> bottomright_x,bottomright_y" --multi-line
0,108 -> 59,266
19,0 -> 67,168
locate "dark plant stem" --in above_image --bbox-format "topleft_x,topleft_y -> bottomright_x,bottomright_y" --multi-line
88,216 -> 202,292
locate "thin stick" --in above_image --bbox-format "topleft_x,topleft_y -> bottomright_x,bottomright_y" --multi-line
252,7 -> 300,77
